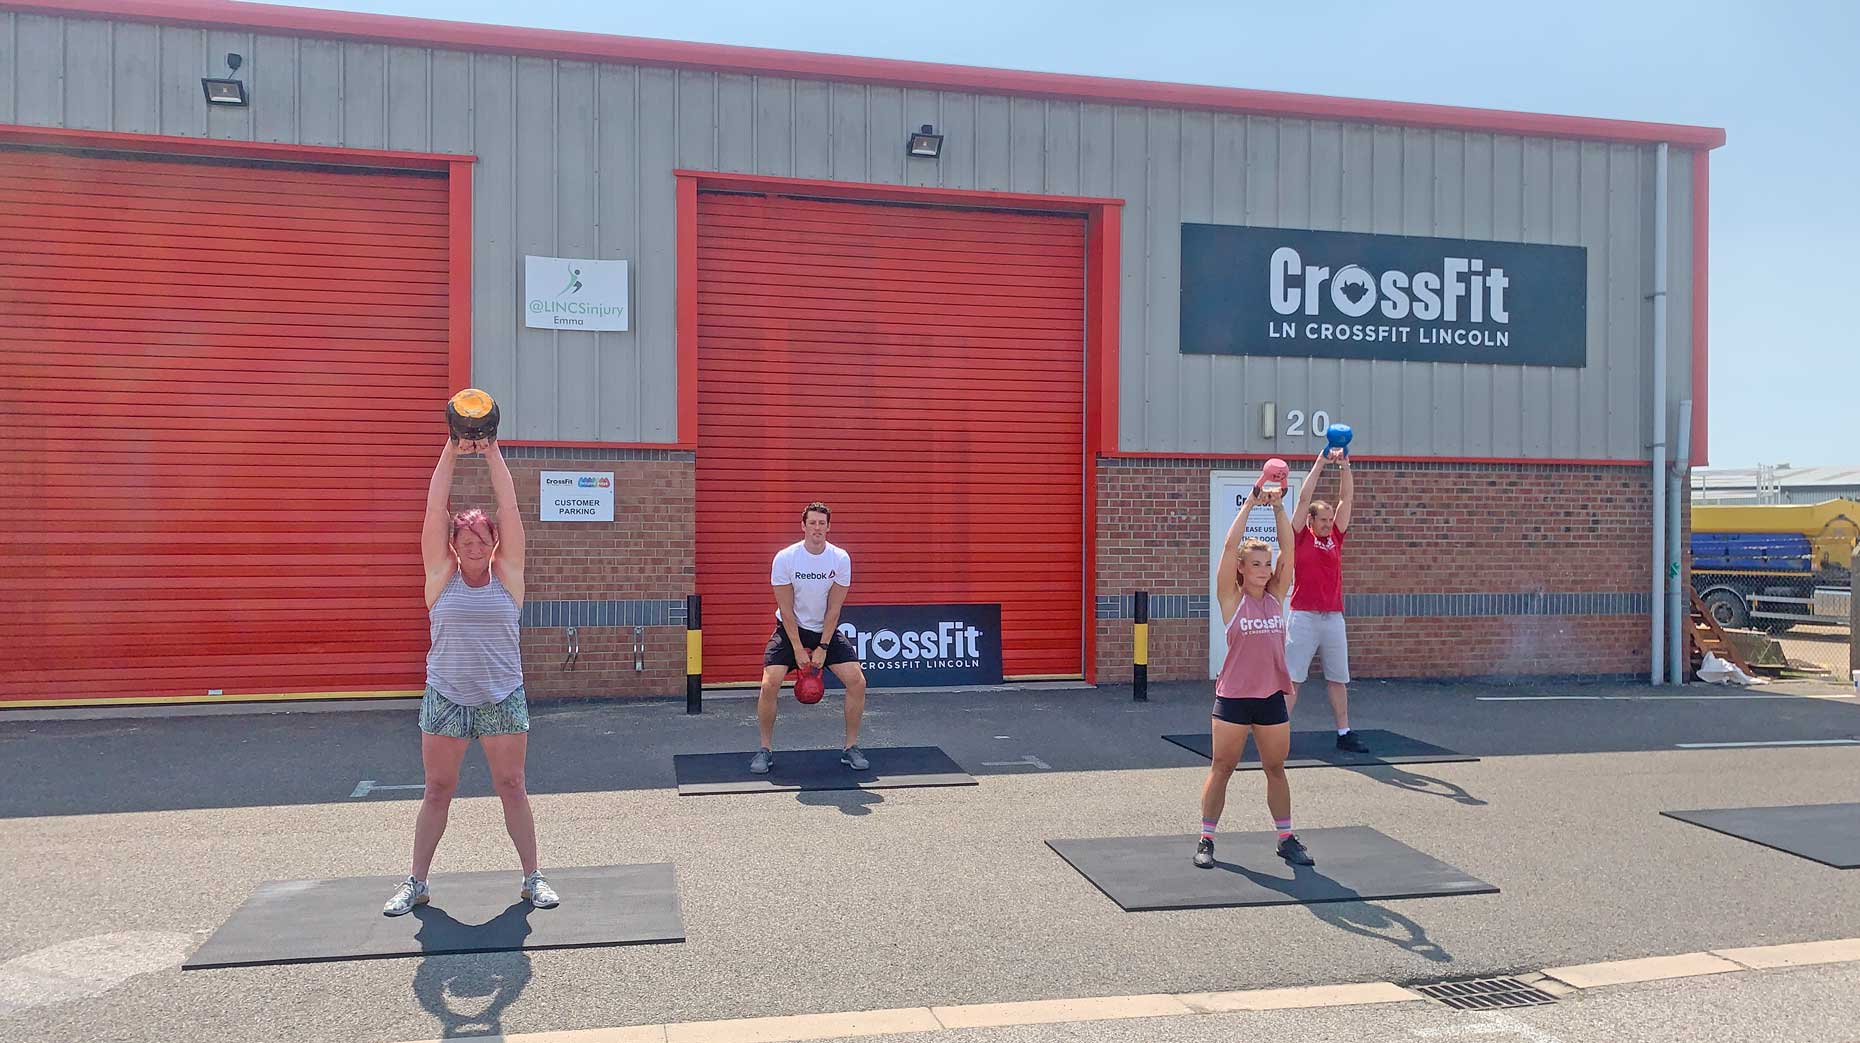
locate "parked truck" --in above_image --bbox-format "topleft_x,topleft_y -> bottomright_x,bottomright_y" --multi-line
1689,499 -> 1858,632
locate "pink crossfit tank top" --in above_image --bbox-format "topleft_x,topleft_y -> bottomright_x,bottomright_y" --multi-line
1215,592 -> 1294,701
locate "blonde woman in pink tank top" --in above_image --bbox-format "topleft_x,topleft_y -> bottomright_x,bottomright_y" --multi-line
1194,477 -> 1315,870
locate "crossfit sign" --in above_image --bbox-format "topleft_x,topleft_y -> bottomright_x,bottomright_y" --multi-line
1180,224 -> 1587,367
524,256 -> 630,332
825,604 -> 1004,689
540,471 -> 614,522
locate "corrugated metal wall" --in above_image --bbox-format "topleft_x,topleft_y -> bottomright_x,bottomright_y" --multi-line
0,10 -> 1699,459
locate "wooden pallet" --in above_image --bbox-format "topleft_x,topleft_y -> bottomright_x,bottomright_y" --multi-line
1686,588 -> 1756,678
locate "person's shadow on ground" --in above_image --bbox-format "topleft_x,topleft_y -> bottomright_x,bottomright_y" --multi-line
1221,860 -> 1454,963
1354,766 -> 1488,806
795,788 -> 885,816
410,901 -> 535,1038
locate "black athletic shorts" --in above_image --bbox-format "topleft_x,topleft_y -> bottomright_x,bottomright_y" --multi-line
1211,691 -> 1290,727
763,624 -> 860,669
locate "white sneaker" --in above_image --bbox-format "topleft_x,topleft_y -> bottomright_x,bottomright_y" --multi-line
383,876 -> 429,916
522,871 -> 560,909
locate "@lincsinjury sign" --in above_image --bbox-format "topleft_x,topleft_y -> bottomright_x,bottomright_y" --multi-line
524,256 -> 630,332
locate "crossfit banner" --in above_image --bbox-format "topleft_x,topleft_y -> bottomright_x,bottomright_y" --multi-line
1180,224 -> 1587,367
824,604 -> 1003,688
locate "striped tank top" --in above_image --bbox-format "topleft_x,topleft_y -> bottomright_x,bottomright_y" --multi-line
425,568 -> 523,707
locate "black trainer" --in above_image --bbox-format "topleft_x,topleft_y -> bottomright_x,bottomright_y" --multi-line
1277,833 -> 1315,866
1193,836 -> 1216,869
1336,730 -> 1370,754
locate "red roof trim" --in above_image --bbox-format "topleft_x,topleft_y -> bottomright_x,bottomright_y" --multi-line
5,0 -> 1726,149
1103,452 -> 1651,468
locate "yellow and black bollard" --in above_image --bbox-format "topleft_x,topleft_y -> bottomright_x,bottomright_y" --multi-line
1132,590 -> 1149,702
685,594 -> 702,715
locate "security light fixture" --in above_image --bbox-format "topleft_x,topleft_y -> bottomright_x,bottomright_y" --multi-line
203,52 -> 248,106
907,124 -> 943,158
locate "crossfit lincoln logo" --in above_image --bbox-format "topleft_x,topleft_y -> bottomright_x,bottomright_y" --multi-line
826,604 -> 1003,686
1268,248 -> 1511,347
835,620 -> 986,671
523,255 -> 630,332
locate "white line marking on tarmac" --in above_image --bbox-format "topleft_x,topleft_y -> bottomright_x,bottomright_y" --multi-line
1477,695 -> 1830,701
1639,694 -> 1852,700
1412,1011 -> 1564,1041
982,755 -> 1052,770
1673,739 -> 1860,749
0,932 -> 195,1019
350,780 -> 427,798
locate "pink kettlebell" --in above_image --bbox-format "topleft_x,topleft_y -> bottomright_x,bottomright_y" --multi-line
1255,457 -> 1289,491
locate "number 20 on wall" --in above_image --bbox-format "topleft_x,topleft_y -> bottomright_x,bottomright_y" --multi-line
1260,403 -> 1335,439
1286,409 -> 1332,436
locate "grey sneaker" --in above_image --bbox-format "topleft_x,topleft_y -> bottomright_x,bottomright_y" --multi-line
382,876 -> 428,916
749,747 -> 773,774
1277,834 -> 1315,866
522,871 -> 559,909
1193,837 -> 1216,869
841,745 -> 869,770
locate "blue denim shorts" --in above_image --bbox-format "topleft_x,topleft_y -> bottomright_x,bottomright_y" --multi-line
419,685 -> 530,739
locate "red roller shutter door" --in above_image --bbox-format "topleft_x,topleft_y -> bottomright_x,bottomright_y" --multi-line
0,147 -> 451,703
696,193 -> 1085,683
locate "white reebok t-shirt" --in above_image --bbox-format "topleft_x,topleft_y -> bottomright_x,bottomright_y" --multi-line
771,541 -> 852,631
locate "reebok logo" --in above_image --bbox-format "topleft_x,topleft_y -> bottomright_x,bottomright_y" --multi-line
793,571 -> 831,581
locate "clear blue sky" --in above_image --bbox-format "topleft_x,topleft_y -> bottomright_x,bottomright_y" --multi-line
289,0 -> 1858,469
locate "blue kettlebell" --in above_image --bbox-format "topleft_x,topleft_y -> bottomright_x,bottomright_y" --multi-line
1325,423 -> 1353,459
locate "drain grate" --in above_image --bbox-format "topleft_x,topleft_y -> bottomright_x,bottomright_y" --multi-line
1413,976 -> 1560,1011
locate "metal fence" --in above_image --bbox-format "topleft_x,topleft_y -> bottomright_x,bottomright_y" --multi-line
1687,550 -> 1856,685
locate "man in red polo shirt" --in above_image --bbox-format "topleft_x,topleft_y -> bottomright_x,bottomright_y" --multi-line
1287,447 -> 1366,752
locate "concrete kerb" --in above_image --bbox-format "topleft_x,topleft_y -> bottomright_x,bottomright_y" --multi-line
389,937 -> 1860,1043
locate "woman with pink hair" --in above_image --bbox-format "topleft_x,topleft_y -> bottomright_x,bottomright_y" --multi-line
382,433 -> 558,916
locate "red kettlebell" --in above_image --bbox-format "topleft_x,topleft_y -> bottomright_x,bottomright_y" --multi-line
794,664 -> 826,705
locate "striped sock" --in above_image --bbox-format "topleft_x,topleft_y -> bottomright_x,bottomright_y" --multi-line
1274,817 -> 1293,839
1200,819 -> 1218,840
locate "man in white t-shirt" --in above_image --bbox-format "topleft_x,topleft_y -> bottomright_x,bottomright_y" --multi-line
750,501 -> 870,774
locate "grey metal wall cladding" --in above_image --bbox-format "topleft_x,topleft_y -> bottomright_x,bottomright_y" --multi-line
520,599 -> 685,628
2,12 -> 1699,457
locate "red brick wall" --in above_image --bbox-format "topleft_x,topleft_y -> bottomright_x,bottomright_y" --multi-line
449,450 -> 693,698
1096,458 -> 1660,682
1345,614 -> 1646,678
438,451 -> 1671,692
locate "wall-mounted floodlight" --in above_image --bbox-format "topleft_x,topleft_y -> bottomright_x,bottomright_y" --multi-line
203,53 -> 248,106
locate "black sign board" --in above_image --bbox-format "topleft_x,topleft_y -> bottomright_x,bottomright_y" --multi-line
824,604 -> 1004,688
1181,224 -> 1588,367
